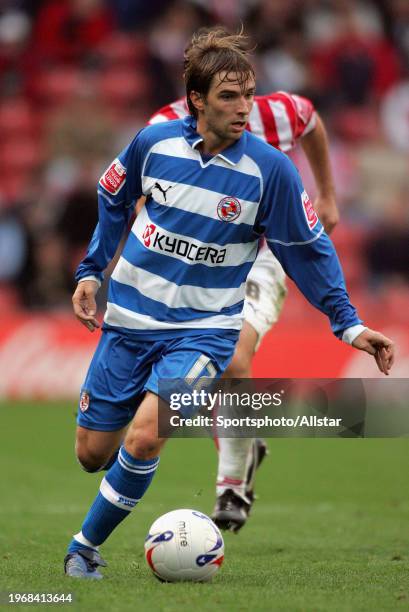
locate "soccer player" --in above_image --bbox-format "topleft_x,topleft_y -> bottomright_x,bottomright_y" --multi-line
148,86 -> 339,532
65,28 -> 394,579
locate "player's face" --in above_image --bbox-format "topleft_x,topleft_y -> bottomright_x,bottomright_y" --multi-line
193,71 -> 255,147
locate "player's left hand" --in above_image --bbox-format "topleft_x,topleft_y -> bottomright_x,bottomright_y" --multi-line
314,195 -> 339,235
352,329 -> 395,375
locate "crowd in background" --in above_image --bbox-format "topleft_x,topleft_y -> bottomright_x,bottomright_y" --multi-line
0,0 -> 408,316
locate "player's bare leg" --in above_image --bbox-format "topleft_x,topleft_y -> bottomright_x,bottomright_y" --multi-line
123,391 -> 168,459
213,322 -> 268,532
75,426 -> 127,472
66,392 -> 166,579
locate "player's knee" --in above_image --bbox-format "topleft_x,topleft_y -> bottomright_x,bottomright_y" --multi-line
76,453 -> 106,472
124,428 -> 161,460
75,441 -> 107,473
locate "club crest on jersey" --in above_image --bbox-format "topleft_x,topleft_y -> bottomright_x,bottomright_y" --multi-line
99,159 -> 126,195
80,391 -> 90,412
217,197 -> 241,222
142,223 -> 156,247
301,190 -> 318,230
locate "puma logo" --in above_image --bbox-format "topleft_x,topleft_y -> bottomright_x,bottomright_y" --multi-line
153,182 -> 173,202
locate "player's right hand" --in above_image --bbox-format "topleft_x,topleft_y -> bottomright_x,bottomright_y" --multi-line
72,280 -> 100,332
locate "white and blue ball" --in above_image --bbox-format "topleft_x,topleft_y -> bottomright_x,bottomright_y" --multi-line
144,509 -> 224,582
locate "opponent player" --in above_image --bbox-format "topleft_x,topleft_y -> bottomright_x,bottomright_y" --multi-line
148,88 -> 338,531
65,28 -> 394,578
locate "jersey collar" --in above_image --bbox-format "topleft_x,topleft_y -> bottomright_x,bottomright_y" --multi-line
182,115 -> 247,166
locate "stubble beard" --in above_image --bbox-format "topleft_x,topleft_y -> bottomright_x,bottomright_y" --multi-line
207,115 -> 240,144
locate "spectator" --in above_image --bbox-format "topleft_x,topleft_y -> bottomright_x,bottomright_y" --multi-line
18,229 -> 74,310
30,0 -> 115,67
366,192 -> 409,285
0,206 -> 27,283
106,0 -> 170,33
148,1 -> 214,104
0,9 -> 32,95
388,0 -> 409,71
309,1 -> 401,110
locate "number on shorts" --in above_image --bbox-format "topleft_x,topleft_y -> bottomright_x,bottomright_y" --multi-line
185,355 -> 217,392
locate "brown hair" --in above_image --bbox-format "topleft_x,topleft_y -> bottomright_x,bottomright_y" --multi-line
183,27 -> 255,118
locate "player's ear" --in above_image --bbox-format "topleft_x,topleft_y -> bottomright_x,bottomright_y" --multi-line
190,91 -> 205,114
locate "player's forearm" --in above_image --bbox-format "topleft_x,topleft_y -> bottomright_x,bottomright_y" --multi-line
300,114 -> 335,199
75,194 -> 130,283
300,115 -> 339,233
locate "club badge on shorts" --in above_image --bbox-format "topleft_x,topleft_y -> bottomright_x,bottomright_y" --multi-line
217,196 -> 241,222
80,391 -> 90,412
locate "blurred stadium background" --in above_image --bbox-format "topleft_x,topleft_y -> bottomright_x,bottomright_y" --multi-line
0,0 -> 409,400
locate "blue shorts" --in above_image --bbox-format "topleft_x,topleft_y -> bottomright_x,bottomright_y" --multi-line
77,328 -> 236,431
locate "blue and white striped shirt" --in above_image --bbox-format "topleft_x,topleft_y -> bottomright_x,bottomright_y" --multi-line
76,116 -> 361,339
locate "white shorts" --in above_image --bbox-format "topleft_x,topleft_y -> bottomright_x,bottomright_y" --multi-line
243,244 -> 287,350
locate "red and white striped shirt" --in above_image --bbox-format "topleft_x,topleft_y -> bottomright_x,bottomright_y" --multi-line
148,91 -> 316,152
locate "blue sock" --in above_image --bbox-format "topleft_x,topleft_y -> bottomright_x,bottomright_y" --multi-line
67,446 -> 159,553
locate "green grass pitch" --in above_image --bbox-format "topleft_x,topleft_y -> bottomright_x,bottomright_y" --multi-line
0,402 -> 408,611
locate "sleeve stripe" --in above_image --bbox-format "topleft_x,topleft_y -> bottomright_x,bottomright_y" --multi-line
248,101 -> 267,140
274,92 -> 297,138
170,99 -> 189,118
97,190 -> 125,206
268,99 -> 294,151
256,98 -> 279,146
266,226 -> 324,247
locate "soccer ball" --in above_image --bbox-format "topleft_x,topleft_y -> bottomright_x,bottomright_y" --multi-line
144,509 -> 224,582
